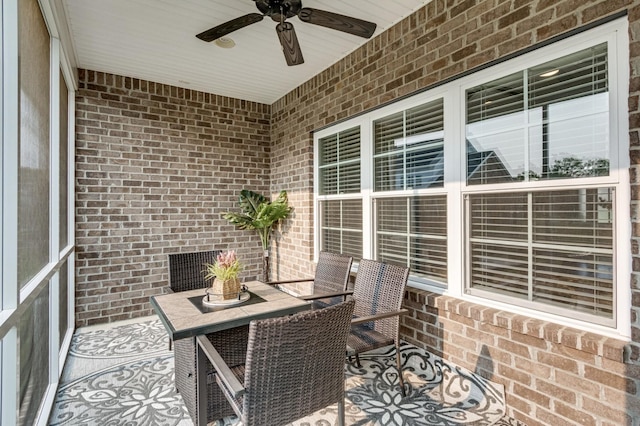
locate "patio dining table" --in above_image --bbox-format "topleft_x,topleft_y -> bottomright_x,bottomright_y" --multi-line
150,280 -> 310,425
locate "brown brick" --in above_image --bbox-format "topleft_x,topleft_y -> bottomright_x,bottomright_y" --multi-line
584,365 -> 637,394
537,352 -> 579,374
514,356 -> 552,379
513,383 -> 551,408
555,401 -> 597,426
536,379 -> 576,404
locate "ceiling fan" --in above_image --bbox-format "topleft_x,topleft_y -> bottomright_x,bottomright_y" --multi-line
196,0 -> 377,66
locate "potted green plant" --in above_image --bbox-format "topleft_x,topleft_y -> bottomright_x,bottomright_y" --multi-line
223,189 -> 292,282
203,250 -> 242,301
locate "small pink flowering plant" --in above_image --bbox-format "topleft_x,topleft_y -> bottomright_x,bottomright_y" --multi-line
204,250 -> 242,282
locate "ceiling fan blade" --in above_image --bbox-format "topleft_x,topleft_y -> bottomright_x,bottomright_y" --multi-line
196,13 -> 264,42
276,22 -> 304,66
298,8 -> 376,39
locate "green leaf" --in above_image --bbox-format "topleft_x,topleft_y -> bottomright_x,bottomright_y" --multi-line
223,189 -> 293,251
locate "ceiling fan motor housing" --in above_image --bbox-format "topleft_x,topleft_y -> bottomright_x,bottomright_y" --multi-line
254,0 -> 302,22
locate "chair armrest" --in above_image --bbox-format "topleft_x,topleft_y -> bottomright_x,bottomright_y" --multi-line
266,278 -> 314,285
351,308 -> 408,325
300,290 -> 353,301
196,335 -> 245,398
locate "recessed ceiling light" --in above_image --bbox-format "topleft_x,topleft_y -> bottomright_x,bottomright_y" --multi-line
540,69 -> 560,78
214,37 -> 236,49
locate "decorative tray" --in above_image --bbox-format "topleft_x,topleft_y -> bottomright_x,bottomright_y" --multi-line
202,288 -> 250,307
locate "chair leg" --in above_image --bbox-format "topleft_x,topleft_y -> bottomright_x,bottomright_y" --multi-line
396,343 -> 405,397
355,353 -> 362,368
337,398 -> 345,426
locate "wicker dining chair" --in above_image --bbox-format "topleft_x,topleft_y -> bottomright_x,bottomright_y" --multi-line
269,251 -> 353,308
347,259 -> 410,396
168,250 -> 221,293
167,250 -> 220,351
196,299 -> 355,426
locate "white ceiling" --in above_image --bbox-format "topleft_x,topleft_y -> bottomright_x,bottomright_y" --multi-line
61,0 -> 430,104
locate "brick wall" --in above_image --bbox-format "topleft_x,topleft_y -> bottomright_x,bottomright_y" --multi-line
267,0 -> 640,425
402,289 -> 637,425
74,70 -> 271,326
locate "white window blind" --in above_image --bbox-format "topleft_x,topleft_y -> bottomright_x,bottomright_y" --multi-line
467,188 -> 614,322
376,196 -> 447,283
374,99 -> 444,191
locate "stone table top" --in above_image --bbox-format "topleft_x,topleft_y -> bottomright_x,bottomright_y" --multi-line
150,280 -> 310,340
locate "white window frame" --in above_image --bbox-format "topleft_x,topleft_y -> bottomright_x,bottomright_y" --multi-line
313,18 -> 630,339
1,0 -> 78,424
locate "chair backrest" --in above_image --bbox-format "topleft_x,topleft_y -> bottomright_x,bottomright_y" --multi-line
168,250 -> 220,292
241,299 -> 355,426
312,251 -> 353,294
352,259 -> 409,342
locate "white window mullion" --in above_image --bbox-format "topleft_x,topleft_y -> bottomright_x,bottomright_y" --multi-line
527,192 -> 533,302
447,89 -> 463,296
405,198 -> 410,268
361,119 -> 373,260
523,68 -> 531,182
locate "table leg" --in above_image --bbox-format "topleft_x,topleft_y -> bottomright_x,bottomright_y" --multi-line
177,326 -> 249,425
196,343 -> 208,426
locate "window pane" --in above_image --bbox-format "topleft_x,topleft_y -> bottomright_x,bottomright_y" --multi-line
320,134 -> 338,164
320,166 -> 338,194
466,44 -> 609,185
533,249 -> 612,317
19,286 -> 50,426
320,199 -> 362,259
377,196 -> 447,283
375,154 -> 404,191
374,99 -> 444,191
59,73 -> 69,249
339,162 -> 361,193
532,188 -> 613,248
467,189 -> 614,320
470,243 -> 529,298
466,72 -> 525,185
18,0 -> 51,287
319,127 -> 360,195
531,43 -> 609,179
469,192 -> 528,242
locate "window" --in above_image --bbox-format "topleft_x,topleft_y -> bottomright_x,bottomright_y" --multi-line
314,20 -> 628,332
371,98 -> 448,282
464,42 -> 616,326
467,189 -> 614,321
466,43 -> 609,185
317,127 -> 363,258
